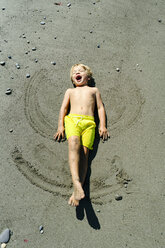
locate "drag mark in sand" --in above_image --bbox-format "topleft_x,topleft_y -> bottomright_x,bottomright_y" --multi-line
22,70 -> 140,204
24,69 -> 55,139
24,70 -> 145,139
12,145 -> 131,204
103,78 -> 145,137
11,146 -> 71,198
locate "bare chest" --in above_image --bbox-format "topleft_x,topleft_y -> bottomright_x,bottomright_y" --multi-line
70,89 -> 96,104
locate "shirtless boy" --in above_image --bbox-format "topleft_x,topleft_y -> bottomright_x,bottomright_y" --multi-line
54,64 -> 109,207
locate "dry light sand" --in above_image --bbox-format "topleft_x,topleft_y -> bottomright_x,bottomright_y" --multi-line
0,0 -> 165,247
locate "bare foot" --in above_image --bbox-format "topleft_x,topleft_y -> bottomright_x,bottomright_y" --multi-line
73,179 -> 85,201
68,193 -> 79,207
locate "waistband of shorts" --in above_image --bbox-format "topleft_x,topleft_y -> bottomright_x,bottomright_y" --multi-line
68,113 -> 94,121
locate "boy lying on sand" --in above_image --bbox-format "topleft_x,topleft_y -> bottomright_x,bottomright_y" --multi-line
54,64 -> 109,206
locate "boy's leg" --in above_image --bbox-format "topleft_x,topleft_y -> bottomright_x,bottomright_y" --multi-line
79,145 -> 89,186
68,136 -> 85,206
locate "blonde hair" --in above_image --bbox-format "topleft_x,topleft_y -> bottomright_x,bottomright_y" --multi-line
70,63 -> 93,84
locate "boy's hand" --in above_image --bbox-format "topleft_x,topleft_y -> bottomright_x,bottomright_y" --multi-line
54,127 -> 65,142
99,127 -> 110,141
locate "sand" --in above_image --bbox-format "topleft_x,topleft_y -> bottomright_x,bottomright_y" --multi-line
0,0 -> 165,247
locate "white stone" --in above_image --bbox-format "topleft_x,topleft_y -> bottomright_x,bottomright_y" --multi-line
0,61 -> 5,66
39,225 -> 43,231
5,88 -> 12,95
1,243 -> 7,248
26,74 -> 30,78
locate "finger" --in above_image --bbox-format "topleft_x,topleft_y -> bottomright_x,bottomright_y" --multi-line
104,133 -> 108,140
57,133 -> 61,142
54,133 -> 58,141
103,133 -> 108,141
102,132 -> 105,139
62,132 -> 65,140
99,131 -> 103,137
55,133 -> 60,141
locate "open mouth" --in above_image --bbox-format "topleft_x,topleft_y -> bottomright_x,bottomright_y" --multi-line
76,75 -> 82,81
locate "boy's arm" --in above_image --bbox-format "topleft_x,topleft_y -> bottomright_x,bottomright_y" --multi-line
54,89 -> 70,142
95,88 -> 109,141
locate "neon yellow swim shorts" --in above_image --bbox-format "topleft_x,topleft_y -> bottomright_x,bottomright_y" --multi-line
64,114 -> 96,150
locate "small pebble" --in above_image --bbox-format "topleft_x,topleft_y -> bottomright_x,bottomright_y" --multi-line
115,195 -> 123,201
158,19 -> 162,23
54,2 -> 62,5
97,45 -> 100,48
40,21 -> 45,25
67,3 -> 71,7
0,61 -> 5,66
27,40 -> 30,44
8,56 -> 12,59
136,64 -> 139,67
2,7 -> 5,10
51,61 -> 56,65
25,51 -> 29,54
116,68 -> 120,72
43,16 -> 46,19
39,225 -> 43,231
11,76 -> 14,79
5,88 -> 12,95
32,47 -> 36,51
22,35 -> 26,38
0,229 -> 10,243
15,63 -> 20,69
96,209 -> 100,213
40,230 -> 44,234
139,69 -> 142,72
1,243 -> 7,248
26,73 -> 30,78
90,30 -> 93,33
54,36 -> 57,39
9,129 -> 13,133
34,59 -> 38,63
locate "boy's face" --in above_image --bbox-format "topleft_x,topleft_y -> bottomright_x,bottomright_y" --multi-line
72,65 -> 89,87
